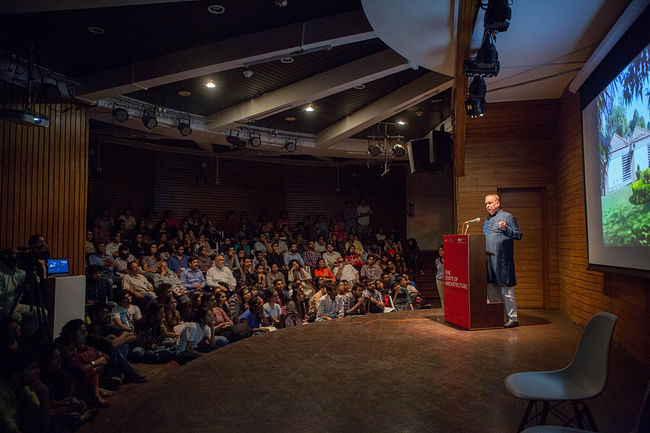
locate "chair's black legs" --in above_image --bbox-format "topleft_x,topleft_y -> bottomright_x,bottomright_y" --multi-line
571,401 -> 585,429
581,403 -> 598,431
517,400 -> 535,432
541,401 -> 550,424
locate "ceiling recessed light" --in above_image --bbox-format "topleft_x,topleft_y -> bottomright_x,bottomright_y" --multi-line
397,120 -> 406,126
280,57 -> 294,64
242,69 -> 254,78
304,104 -> 314,112
285,116 -> 296,121
87,26 -> 105,35
353,84 -> 365,90
178,90 -> 191,97
207,4 -> 225,14
274,0 -> 288,6
205,81 -> 216,88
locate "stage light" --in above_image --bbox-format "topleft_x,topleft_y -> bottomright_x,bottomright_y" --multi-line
284,139 -> 297,152
463,33 -> 500,77
391,142 -> 406,157
227,130 -> 244,147
304,104 -> 314,112
243,69 -> 254,78
112,107 -> 129,122
178,120 -> 192,136
248,133 -> 262,147
368,141 -> 382,157
465,77 -> 487,118
141,112 -> 157,130
205,80 -> 216,88
484,0 -> 511,32
397,120 -> 406,126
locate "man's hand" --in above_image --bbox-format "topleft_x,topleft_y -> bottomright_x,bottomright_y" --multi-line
498,221 -> 507,231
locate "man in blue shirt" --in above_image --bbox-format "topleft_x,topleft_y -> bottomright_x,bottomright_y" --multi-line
181,256 -> 205,293
482,193 -> 522,328
284,242 -> 305,267
168,245 -> 189,276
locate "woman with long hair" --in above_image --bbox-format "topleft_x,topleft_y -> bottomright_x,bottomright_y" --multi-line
141,242 -> 161,273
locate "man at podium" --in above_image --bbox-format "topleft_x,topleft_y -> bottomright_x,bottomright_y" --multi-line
483,194 -> 522,328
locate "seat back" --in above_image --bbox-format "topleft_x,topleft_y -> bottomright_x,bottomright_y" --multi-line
563,312 -> 617,397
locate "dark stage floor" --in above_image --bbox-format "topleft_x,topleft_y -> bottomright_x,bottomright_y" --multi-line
79,309 -> 648,433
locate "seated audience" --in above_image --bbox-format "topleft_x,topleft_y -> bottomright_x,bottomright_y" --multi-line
360,255 -> 382,282
392,282 -> 413,312
105,232 -> 122,258
87,242 -> 120,285
175,309 -> 226,365
113,245 -> 136,274
302,241 -> 321,271
313,258 -> 335,279
153,261 -> 189,303
132,303 -> 175,364
342,283 -> 367,316
363,280 -> 385,314
228,287 -> 251,324
336,256 -> 359,283
238,297 -> 269,334
141,243 -> 161,274
283,242 -> 304,267
344,245 -> 364,269
85,265 -> 114,307
197,246 -> 213,272
262,289 -> 282,327
180,256 -> 206,293
111,292 -> 142,332
234,257 -> 256,288
206,254 -> 237,290
121,261 -> 157,306
286,284 -> 308,322
287,259 -> 312,283
168,245 -> 189,276
316,281 -> 344,321
322,243 -> 342,270
266,263 -> 285,289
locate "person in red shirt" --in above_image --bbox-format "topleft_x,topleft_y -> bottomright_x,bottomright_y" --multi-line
313,258 -> 335,279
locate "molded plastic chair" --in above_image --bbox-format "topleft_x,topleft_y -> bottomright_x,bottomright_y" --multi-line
521,381 -> 650,433
505,312 -> 618,432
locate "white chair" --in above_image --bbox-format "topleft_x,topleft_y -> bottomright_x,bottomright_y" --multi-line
521,381 -> 650,433
505,312 -> 618,432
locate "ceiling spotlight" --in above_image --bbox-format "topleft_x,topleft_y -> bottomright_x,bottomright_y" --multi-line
248,133 -> 262,147
87,26 -> 105,35
391,142 -> 406,157
353,84 -> 366,90
178,120 -> 192,136
280,57 -> 294,64
415,110 -> 424,117
205,81 -> 216,88
463,32 -> 500,77
368,142 -> 382,157
141,111 -> 157,130
112,106 -> 129,122
465,76 -> 487,118
178,90 -> 191,97
284,139 -> 297,153
207,4 -> 225,14
227,130 -> 244,148
304,104 -> 315,112
41,83 -> 61,100
484,0 -> 511,32
243,69 -> 254,78
397,120 -> 406,126
274,0 -> 288,6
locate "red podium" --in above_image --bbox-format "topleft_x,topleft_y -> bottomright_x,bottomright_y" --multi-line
443,234 -> 503,329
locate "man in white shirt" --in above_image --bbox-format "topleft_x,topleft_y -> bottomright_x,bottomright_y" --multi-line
336,256 -> 359,283
206,254 -> 237,290
322,243 -> 342,270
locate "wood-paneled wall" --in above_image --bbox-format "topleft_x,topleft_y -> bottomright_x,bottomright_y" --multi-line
0,82 -> 88,275
456,99 -> 561,309
554,91 -> 650,366
87,140 -> 406,235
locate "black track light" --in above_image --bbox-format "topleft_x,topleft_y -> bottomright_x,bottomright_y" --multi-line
112,106 -> 129,122
178,120 -> 192,136
484,0 -> 511,32
391,142 -> 406,157
142,112 -> 157,130
368,142 -> 382,157
465,77 -> 487,118
248,133 -> 262,147
284,139 -> 297,152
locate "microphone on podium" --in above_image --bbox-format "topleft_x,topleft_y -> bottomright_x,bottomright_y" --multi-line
462,217 -> 481,234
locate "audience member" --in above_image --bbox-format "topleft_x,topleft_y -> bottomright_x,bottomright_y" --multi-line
180,256 -> 206,293
206,254 -> 237,291
168,245 -> 189,276
316,281 -> 344,321
342,283 -> 366,316
121,261 -> 157,306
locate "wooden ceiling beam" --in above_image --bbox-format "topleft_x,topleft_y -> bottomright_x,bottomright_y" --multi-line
315,73 -> 453,148
204,49 -> 410,132
453,0 -> 480,178
76,11 -> 375,101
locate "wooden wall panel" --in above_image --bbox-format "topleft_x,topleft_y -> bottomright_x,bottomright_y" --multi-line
0,82 -> 88,275
87,141 -> 406,236
456,100 -> 561,309
554,91 -> 650,367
